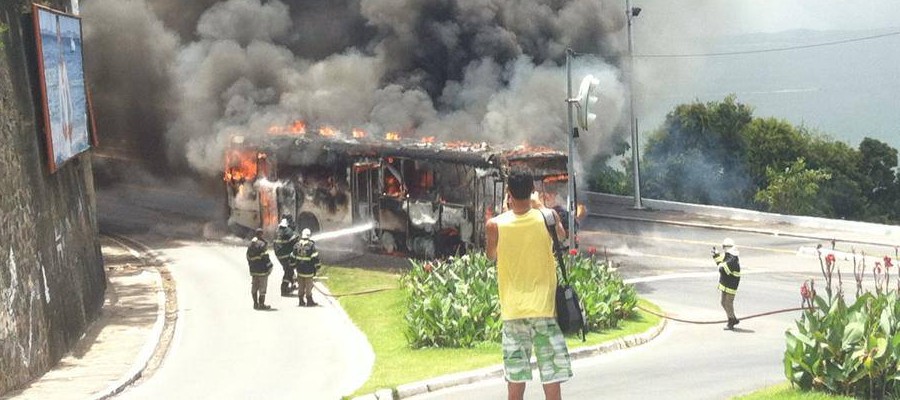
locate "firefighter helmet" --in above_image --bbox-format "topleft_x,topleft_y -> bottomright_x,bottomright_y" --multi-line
722,238 -> 735,248
301,228 -> 312,239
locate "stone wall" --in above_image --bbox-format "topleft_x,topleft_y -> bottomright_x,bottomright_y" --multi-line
0,0 -> 106,394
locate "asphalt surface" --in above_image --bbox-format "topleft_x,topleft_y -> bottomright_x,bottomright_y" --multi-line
5,185 -> 898,400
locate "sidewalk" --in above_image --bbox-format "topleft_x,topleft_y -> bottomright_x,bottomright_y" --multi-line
2,240 -> 166,400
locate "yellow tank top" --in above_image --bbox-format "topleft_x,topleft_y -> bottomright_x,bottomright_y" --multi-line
495,208 -> 557,320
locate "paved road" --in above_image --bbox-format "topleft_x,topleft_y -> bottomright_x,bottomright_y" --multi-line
95,179 -> 896,399
112,240 -> 373,400
408,213 -> 891,399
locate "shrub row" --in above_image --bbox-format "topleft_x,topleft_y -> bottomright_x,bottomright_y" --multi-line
403,250 -> 637,348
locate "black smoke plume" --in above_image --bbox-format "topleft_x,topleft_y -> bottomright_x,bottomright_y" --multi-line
83,0 -> 630,177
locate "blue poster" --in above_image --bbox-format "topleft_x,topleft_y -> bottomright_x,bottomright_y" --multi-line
35,6 -> 90,172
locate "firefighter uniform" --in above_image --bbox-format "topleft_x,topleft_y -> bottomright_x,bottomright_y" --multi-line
247,229 -> 274,310
274,219 -> 300,296
714,238 -> 741,329
292,229 -> 320,307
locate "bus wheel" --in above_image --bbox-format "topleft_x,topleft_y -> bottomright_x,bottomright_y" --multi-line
296,212 -> 320,233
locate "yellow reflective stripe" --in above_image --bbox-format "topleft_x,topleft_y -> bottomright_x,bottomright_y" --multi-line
718,284 -> 737,294
721,263 -> 740,277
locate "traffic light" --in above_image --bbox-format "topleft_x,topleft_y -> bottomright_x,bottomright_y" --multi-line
575,75 -> 600,131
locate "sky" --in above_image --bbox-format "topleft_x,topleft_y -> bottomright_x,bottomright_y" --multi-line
629,0 -> 900,150
636,0 -> 900,37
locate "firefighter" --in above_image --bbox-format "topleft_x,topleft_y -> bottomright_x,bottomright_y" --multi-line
713,238 -> 741,330
274,217 -> 300,296
292,228 -> 320,306
247,228 -> 274,310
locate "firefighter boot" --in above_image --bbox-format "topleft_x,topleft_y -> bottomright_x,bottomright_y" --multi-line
298,296 -> 305,307
731,317 -> 740,327
258,294 -> 271,310
305,295 -> 318,307
281,281 -> 291,297
253,293 -> 259,310
725,318 -> 735,330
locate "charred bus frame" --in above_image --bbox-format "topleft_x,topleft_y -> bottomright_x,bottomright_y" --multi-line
224,134 -> 570,258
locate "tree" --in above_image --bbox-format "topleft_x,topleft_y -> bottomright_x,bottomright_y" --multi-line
857,137 -> 899,220
642,95 -> 754,207
743,118 -> 807,190
803,136 -> 866,220
754,158 -> 831,215
586,139 -> 630,195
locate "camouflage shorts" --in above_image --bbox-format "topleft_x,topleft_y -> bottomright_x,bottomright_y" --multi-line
501,317 -> 572,383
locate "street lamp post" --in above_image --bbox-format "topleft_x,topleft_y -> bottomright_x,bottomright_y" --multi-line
626,0 -> 643,209
565,48 -> 577,247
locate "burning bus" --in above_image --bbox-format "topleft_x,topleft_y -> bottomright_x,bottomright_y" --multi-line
224,129 -> 573,258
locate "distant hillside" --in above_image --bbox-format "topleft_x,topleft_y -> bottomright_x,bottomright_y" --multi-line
638,28 -> 900,150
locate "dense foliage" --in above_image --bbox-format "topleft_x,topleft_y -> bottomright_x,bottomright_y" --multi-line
403,250 -> 637,348
618,96 -> 900,224
784,251 -> 900,398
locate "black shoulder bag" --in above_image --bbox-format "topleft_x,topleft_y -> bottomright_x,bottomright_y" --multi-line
538,208 -> 586,341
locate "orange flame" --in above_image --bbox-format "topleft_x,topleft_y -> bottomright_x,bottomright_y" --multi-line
542,174 -> 569,183
224,149 -> 259,182
385,131 -> 401,141
319,125 -> 337,137
352,128 -> 367,139
260,188 -> 278,228
576,203 -> 587,219
420,136 -> 435,144
268,120 -> 307,135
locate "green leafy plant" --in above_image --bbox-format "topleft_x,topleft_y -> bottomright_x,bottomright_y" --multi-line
784,249 -> 900,398
403,250 -> 637,348
403,254 -> 501,348
566,247 -> 638,330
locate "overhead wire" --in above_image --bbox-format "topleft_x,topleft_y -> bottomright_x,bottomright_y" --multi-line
636,30 -> 900,58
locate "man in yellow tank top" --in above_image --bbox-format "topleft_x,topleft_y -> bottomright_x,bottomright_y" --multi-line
486,171 -> 572,400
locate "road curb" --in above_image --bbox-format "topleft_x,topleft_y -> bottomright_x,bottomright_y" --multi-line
94,270 -> 166,400
353,315 -> 668,400
94,238 -> 173,400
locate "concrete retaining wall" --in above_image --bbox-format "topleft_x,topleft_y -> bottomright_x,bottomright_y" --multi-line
0,0 -> 106,394
583,192 -> 900,242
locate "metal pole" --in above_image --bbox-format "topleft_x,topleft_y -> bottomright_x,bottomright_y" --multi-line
626,0 -> 643,209
565,48 -> 577,247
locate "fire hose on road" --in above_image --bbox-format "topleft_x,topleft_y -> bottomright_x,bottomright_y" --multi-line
636,304 -> 812,325
312,280 -> 814,323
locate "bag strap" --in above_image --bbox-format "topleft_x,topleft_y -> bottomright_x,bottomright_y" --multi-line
540,208 -> 587,342
539,208 -> 568,284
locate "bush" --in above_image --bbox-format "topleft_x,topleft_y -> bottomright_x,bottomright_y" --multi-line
403,254 -> 501,348
403,250 -> 638,348
566,248 -> 638,330
785,292 -> 900,398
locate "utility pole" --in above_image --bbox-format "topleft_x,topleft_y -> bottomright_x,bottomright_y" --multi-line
565,48 -> 577,247
626,0 -> 643,209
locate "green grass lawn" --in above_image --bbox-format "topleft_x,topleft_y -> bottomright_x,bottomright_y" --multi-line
323,265 -> 662,397
733,382 -> 854,400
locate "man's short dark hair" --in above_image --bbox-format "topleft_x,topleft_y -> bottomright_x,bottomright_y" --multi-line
507,171 -> 534,200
